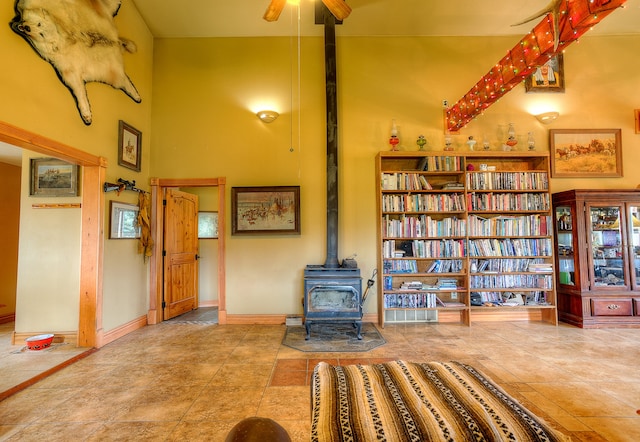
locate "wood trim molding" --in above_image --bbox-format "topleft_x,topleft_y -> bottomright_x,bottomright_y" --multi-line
0,120 -> 104,349
226,314 -> 288,325
99,315 -> 147,347
149,177 -> 226,325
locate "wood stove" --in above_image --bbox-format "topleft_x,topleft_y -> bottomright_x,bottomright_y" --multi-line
304,266 -> 362,340
301,7 -> 365,341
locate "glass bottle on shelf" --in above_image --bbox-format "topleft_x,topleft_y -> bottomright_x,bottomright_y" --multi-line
555,206 -> 575,285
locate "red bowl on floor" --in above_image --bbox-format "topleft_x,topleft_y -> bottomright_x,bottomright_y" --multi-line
25,334 -> 54,350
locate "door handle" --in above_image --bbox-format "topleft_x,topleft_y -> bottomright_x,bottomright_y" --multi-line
195,254 -> 200,260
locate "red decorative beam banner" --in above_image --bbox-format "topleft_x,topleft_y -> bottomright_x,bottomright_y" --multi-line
445,0 -> 627,133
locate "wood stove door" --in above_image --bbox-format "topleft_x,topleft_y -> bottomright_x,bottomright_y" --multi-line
163,188 -> 199,320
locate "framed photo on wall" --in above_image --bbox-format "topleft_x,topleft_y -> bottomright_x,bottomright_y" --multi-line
525,54 -> 565,93
231,186 -> 300,235
118,120 -> 142,172
30,157 -> 79,197
198,211 -> 219,239
109,201 -> 141,239
549,129 -> 622,178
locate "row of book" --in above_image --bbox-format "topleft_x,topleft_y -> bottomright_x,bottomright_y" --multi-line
469,274 -> 554,289
381,173 -> 433,191
466,171 -> 549,191
417,156 -> 463,172
467,192 -> 550,212
383,259 -> 465,274
468,238 -> 552,257
467,214 -> 551,237
383,215 -> 467,238
471,291 -> 549,306
382,193 -> 465,212
470,258 -> 548,273
384,259 -> 418,273
384,293 -> 464,309
382,239 -> 466,258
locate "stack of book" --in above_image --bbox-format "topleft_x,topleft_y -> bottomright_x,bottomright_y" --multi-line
399,281 -> 423,290
528,263 -> 553,273
437,278 -> 458,290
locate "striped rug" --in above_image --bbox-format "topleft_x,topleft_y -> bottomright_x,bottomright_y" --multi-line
311,360 -> 570,442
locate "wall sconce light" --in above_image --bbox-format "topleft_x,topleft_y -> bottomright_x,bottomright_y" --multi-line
257,110 -> 279,123
534,111 -> 560,124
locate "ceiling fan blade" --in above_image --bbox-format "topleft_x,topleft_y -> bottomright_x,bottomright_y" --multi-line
264,0 -> 287,22
322,0 -> 352,20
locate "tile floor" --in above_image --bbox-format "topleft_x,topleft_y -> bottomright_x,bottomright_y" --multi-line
0,319 -> 639,441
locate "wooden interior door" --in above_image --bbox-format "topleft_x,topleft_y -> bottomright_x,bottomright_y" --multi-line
163,188 -> 199,320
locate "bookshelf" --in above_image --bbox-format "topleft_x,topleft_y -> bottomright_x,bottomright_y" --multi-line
376,151 -> 557,326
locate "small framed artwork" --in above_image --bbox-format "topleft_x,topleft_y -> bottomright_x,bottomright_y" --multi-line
634,109 -> 640,134
525,54 -> 565,93
549,129 -> 622,178
232,186 -> 300,235
198,211 -> 219,239
109,201 -> 141,239
30,157 -> 79,197
118,120 -> 142,172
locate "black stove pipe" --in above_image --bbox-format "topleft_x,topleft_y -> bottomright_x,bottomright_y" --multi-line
323,10 -> 340,269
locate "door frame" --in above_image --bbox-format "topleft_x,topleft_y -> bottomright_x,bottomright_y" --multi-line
0,120 -> 105,348
148,178 -> 226,324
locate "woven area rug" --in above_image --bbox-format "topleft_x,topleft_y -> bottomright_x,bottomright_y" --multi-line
282,323 -> 385,352
311,360 -> 570,442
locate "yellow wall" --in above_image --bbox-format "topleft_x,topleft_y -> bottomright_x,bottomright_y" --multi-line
0,1 -> 154,334
0,162 -> 21,320
3,0 -> 640,332
151,33 -> 640,318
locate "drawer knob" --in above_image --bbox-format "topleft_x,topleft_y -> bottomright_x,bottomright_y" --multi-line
607,304 -> 620,310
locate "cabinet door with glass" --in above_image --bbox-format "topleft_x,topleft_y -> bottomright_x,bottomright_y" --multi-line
626,205 -> 640,290
588,204 -> 629,290
554,205 -> 576,286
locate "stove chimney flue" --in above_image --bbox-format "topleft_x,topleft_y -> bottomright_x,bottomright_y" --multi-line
323,8 -> 340,269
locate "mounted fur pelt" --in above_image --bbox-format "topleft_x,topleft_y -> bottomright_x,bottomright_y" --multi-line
10,0 -> 141,125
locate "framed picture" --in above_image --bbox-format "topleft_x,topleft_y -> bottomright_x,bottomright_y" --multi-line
109,201 -> 140,239
198,211 -> 219,239
549,129 -> 622,178
634,109 -> 640,134
232,186 -> 300,235
525,54 -> 565,93
30,157 -> 79,197
118,120 -> 142,172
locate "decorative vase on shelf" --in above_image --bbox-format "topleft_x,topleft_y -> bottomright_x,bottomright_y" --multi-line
466,136 -> 476,151
444,135 -> 453,151
416,135 -> 427,151
504,123 -> 517,151
389,119 -> 399,151
527,132 -> 536,151
482,136 -> 490,151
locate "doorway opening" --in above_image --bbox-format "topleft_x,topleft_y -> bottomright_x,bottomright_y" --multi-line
149,178 -> 227,325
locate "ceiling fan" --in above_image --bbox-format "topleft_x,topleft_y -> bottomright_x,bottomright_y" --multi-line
264,0 -> 351,22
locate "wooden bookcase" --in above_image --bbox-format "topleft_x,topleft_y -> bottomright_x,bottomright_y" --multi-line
552,189 -> 640,328
375,151 -> 557,327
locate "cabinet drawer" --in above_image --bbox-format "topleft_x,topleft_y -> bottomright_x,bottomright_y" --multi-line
635,299 -> 640,316
591,299 -> 633,316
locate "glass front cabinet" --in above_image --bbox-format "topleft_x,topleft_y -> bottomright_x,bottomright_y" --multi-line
552,189 -> 640,328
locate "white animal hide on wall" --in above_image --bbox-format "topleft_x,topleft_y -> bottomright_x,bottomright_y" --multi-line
10,0 -> 141,125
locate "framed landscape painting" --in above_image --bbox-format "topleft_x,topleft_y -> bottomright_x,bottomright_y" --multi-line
231,186 -> 300,235
30,157 -> 79,196
549,129 -> 622,178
